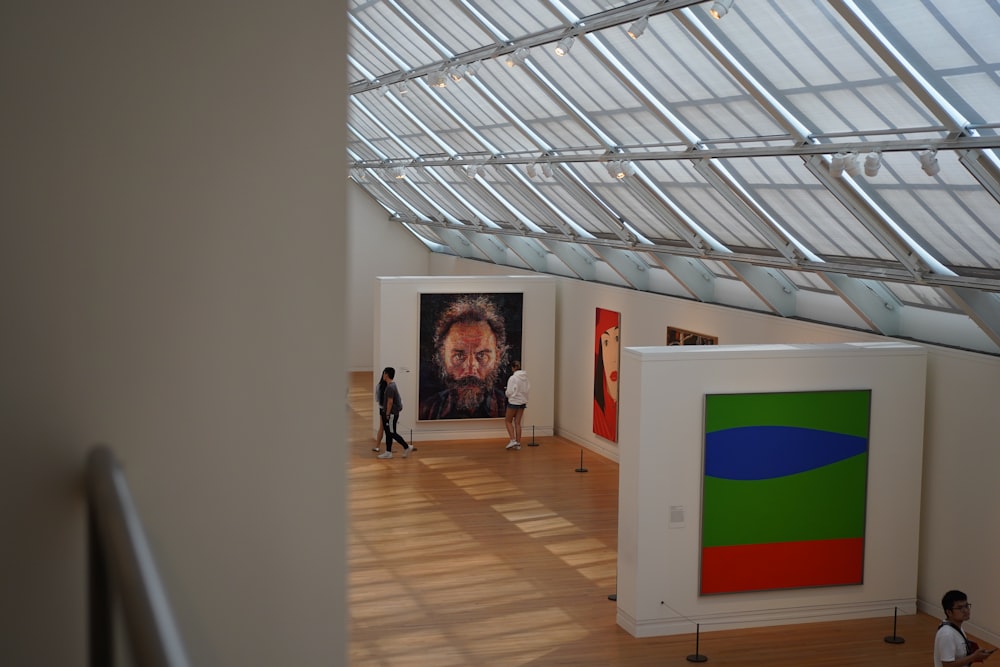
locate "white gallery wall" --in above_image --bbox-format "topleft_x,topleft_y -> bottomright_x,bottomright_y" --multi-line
616,342 -> 926,636
375,275 -> 557,442
350,169 -> 1000,644
346,191 -> 431,371
1,6 -> 347,666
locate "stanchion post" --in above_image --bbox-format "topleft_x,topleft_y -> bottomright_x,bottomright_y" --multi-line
526,423 -> 539,446
686,623 -> 708,662
575,448 -> 588,473
883,606 -> 905,644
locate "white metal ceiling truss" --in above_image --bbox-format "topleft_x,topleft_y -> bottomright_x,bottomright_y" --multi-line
348,0 -> 1000,354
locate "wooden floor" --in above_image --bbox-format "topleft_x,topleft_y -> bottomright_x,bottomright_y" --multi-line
347,372 -> 943,666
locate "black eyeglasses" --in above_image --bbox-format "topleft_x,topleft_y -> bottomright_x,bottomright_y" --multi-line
952,603 -> 972,611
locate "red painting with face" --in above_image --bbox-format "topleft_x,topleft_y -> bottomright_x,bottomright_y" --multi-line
593,308 -> 620,441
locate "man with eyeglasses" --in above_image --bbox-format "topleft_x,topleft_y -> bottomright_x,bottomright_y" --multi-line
934,589 -> 995,666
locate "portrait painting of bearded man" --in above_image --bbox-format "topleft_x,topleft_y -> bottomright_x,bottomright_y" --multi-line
418,293 -> 523,420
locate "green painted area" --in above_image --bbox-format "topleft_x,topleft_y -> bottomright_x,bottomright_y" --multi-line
702,453 -> 868,547
704,390 -> 870,437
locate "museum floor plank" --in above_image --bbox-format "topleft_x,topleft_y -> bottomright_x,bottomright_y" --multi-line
346,372 -> 960,666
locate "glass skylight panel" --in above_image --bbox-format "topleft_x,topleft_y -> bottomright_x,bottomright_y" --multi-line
531,177 -> 623,236
346,138 -> 382,164
352,1 -> 443,73
783,270 -> 831,292
530,40 -> 688,148
786,83 -> 936,136
706,0 -> 939,138
402,1 -> 496,54
464,0 -> 563,41
878,0 -> 1000,127
887,186 -> 1000,272
347,31 -> 401,82
600,14 -> 785,144
699,258 -> 739,279
407,174 -> 480,223
587,185 -> 685,244
636,160 -> 773,249
719,155 -> 896,261
490,176 -> 573,233
355,180 -> 415,217
427,71 -> 546,155
445,174 -> 519,224
396,93 -> 491,156
882,281 -> 955,310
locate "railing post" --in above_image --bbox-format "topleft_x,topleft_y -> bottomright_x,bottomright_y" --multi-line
89,508 -> 113,667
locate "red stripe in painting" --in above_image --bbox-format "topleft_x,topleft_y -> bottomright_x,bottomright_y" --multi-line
701,538 -> 864,594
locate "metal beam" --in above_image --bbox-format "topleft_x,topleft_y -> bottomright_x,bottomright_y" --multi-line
648,253 -> 716,302
591,246 -> 651,291
817,273 -> 902,335
502,235 -> 550,273
724,261 -> 797,316
544,240 -> 598,280
435,227 -> 487,260
940,287 -> 1000,350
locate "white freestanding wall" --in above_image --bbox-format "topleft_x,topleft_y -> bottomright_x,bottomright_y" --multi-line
616,342 -> 927,637
375,276 -> 556,441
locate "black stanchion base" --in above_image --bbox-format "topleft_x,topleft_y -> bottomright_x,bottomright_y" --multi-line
883,636 -> 905,644
575,467 -> 589,472
608,593 -> 617,601
527,442 -> 539,447
686,654 -> 708,663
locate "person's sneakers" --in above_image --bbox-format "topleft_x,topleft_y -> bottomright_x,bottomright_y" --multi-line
377,451 -> 393,459
371,447 -> 380,452
402,446 -> 412,458
506,440 -> 520,450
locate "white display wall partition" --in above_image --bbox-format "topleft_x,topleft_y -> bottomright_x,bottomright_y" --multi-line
375,275 -> 556,442
616,342 -> 927,638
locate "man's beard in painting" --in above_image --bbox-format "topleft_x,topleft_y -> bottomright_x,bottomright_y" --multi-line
441,365 -> 500,411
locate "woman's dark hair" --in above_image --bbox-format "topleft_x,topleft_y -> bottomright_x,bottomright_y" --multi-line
377,367 -> 393,405
594,347 -> 606,410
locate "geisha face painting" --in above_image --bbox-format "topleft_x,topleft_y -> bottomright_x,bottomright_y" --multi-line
593,308 -> 620,441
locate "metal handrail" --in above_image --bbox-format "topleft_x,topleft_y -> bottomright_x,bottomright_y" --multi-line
86,445 -> 192,667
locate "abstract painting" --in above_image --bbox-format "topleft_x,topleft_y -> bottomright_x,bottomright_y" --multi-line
700,390 -> 871,594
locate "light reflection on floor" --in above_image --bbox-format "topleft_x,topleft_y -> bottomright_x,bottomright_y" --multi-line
349,445 -> 618,666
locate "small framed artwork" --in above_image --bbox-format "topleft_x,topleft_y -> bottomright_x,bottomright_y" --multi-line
667,327 -> 718,346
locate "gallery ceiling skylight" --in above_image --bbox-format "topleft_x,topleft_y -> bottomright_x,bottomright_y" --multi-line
348,0 -> 1000,355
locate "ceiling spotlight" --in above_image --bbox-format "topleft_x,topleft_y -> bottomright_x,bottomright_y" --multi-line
463,61 -> 481,77
448,67 -> 463,83
607,160 -> 633,179
394,81 -> 409,97
391,165 -> 406,179
541,162 -> 553,178
709,0 -> 734,19
844,152 -> 860,177
627,15 -> 648,40
864,151 -> 882,177
506,47 -> 529,68
919,149 -> 940,176
526,163 -> 537,178
830,152 -> 848,178
428,70 -> 448,88
555,35 -> 575,57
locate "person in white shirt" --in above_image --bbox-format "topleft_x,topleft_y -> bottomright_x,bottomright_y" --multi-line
504,360 -> 530,450
934,589 -> 995,667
